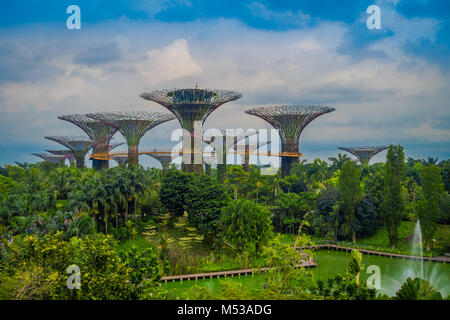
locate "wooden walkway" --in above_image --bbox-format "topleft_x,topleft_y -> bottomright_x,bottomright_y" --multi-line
297,244 -> 449,263
161,261 -> 316,282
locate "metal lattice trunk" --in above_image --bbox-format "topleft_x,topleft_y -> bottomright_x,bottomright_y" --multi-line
338,146 -> 389,164
45,136 -> 93,168
245,105 -> 335,177
87,111 -> 175,166
140,88 -> 242,172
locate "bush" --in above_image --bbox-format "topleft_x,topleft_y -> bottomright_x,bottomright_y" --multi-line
0,232 -> 162,299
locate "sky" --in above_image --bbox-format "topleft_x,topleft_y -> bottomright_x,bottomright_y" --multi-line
0,0 -> 449,168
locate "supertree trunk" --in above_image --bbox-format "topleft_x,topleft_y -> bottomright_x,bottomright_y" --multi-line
243,143 -> 250,172
92,142 -> 110,170
281,141 -> 299,177
74,153 -> 86,168
128,145 -> 139,166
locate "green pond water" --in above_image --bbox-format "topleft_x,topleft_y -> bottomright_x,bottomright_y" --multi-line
162,250 -> 450,297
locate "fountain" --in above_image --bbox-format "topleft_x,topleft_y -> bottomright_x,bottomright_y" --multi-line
382,220 -> 448,297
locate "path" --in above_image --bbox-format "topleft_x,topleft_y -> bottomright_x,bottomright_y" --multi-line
297,244 -> 449,263
161,260 -> 316,282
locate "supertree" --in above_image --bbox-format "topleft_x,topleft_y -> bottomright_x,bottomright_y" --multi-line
87,111 -> 175,166
31,153 -> 66,164
146,150 -> 173,173
233,139 -> 271,171
245,105 -> 335,177
45,136 -> 93,168
112,155 -> 128,166
203,129 -> 258,181
338,146 -> 389,164
58,114 -> 119,170
140,88 -> 242,172
46,149 -> 75,165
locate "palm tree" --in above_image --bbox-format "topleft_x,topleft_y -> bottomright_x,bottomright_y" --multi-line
328,153 -> 350,171
420,157 -> 439,166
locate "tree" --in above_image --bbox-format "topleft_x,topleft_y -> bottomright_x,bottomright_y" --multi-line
225,165 -> 248,200
220,199 -> 272,256
346,249 -> 363,287
417,165 -> 444,250
393,278 -> 442,300
274,192 -> 314,234
382,145 -> 406,249
159,169 -> 192,221
184,174 -> 231,241
338,160 -> 362,243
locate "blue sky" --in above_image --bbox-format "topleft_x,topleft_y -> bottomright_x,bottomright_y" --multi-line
0,0 -> 449,167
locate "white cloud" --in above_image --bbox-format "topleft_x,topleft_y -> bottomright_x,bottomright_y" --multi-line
0,16 -> 449,165
138,39 -> 202,85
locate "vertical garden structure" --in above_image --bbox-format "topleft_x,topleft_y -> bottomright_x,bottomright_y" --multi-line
338,146 -> 389,164
87,111 -> 175,166
146,152 -> 173,173
140,88 -> 242,173
31,153 -> 66,164
112,155 -> 128,166
45,136 -> 93,168
234,139 -> 271,171
58,114 -> 119,170
245,105 -> 335,177
46,149 -> 75,164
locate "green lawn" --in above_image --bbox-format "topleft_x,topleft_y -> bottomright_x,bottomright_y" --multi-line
281,221 -> 445,257
358,221 -> 416,251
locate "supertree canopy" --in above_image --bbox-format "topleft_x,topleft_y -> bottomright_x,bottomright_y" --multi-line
45,136 -> 93,168
58,114 -> 119,170
111,155 -> 128,166
338,146 -> 389,164
87,111 -> 175,166
31,153 -> 66,164
140,88 -> 242,172
46,149 -> 75,163
146,151 -> 173,173
245,105 -> 335,177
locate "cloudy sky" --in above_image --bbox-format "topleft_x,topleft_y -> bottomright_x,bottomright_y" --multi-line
0,0 -> 449,168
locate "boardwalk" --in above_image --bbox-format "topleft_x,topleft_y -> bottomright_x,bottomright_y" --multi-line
161,261 -> 316,282
297,244 -> 449,263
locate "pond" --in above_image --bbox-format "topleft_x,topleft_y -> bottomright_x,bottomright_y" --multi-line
161,250 -> 450,297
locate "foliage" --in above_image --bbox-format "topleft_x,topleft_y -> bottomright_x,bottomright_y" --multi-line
417,164 -> 444,249
338,160 -> 362,243
382,145 -> 406,248
393,278 -> 443,300
220,199 -> 273,256
159,169 -> 192,220
184,174 -> 230,240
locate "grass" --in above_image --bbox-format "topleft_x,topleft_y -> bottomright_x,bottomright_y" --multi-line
358,221 -> 416,252
117,234 -> 155,252
281,221 -> 444,257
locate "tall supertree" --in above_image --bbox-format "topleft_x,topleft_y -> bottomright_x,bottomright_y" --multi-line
45,136 -> 93,168
87,111 -> 175,166
46,149 -> 75,164
112,155 -> 128,166
31,153 -> 66,164
245,105 -> 335,177
58,114 -> 119,170
338,146 -> 389,164
140,88 -> 242,172
146,150 -> 173,173
234,139 -> 271,171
